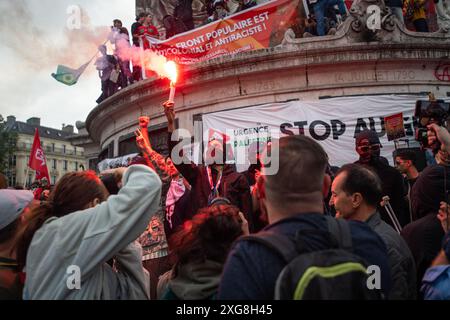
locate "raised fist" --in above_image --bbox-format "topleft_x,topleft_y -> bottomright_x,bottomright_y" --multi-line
139,116 -> 150,128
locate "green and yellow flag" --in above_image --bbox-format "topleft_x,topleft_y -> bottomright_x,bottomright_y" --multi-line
51,62 -> 90,86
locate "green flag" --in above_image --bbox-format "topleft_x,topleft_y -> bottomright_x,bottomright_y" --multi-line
51,62 -> 90,86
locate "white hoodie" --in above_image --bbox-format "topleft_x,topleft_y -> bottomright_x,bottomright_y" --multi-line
23,165 -> 161,300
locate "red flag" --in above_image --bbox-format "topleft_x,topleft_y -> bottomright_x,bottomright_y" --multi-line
28,129 -> 50,183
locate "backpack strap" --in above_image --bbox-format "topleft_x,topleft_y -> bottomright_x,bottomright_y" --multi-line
325,216 -> 353,252
240,217 -> 353,263
240,232 -> 298,263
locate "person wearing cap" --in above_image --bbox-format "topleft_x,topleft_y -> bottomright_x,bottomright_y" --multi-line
355,129 -> 389,166
354,129 -> 409,228
0,190 -> 38,300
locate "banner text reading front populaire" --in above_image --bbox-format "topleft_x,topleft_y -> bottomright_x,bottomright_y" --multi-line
147,0 -> 299,65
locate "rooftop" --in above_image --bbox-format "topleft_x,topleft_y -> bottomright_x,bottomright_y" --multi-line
5,116 -> 77,142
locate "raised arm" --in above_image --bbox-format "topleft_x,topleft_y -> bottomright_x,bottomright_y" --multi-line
163,101 -> 200,186
135,128 -> 171,201
32,165 -> 163,281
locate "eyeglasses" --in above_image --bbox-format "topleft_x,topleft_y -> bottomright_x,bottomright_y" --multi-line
357,144 -> 381,153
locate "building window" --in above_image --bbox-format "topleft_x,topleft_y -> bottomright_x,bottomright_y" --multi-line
52,143 -> 55,152
52,175 -> 56,185
74,147 -> 77,155
63,145 -> 66,154
28,174 -> 32,186
9,174 -> 16,187
52,159 -> 57,170
64,160 -> 68,170
75,161 -> 78,171
9,155 -> 16,167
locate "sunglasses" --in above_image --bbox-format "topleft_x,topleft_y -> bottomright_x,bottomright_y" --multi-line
358,144 -> 381,152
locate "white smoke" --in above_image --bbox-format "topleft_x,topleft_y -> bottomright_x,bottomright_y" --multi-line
111,31 -> 173,80
0,1 -> 109,72
0,0 -> 174,79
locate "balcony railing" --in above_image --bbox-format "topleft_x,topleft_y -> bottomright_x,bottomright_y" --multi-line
16,143 -> 84,156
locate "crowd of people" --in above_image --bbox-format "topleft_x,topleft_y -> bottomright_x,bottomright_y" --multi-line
94,0 -> 447,104
1,97 -> 450,300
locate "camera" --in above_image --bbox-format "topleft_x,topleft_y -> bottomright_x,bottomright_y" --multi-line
414,99 -> 450,150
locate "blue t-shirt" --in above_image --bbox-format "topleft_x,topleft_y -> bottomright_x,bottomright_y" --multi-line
218,213 -> 392,300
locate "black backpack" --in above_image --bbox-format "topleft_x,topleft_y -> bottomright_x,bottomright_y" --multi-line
241,217 -> 383,300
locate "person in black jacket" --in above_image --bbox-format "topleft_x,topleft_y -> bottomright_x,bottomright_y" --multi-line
163,101 -> 254,232
401,164 -> 450,298
354,130 -> 409,227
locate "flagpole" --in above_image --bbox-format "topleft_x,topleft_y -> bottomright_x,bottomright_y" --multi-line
88,39 -> 108,65
139,37 -> 147,80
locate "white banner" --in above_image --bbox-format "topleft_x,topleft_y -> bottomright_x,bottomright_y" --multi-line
202,95 -> 431,171
97,153 -> 139,172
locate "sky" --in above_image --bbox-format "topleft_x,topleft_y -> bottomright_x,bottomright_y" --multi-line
0,0 -> 136,131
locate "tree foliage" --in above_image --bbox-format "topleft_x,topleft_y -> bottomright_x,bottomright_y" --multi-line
0,115 -> 18,174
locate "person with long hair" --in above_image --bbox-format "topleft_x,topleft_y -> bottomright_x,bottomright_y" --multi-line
157,203 -> 248,300
17,165 -> 162,299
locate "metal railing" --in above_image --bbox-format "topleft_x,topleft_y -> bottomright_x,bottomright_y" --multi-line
16,142 -> 84,156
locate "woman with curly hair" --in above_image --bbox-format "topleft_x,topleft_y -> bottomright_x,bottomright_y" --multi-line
157,203 -> 248,300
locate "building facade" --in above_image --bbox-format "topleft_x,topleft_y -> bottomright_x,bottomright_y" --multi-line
83,2 -> 450,165
4,116 -> 88,188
